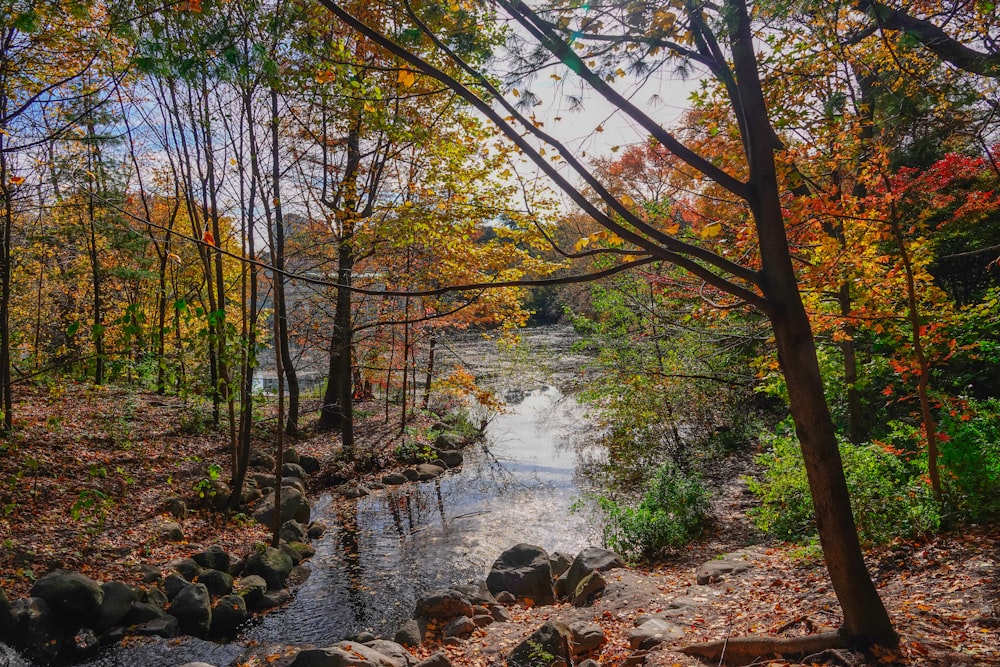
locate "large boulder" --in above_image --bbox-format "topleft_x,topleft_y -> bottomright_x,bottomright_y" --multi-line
254,487 -> 311,526
168,583 -> 212,638
30,570 -> 104,620
628,618 -> 683,650
572,571 -> 606,607
245,547 -> 294,590
90,581 -> 141,633
211,594 -> 249,637
394,618 -> 428,647
364,640 -> 415,667
168,558 -> 204,582
121,601 -> 167,627
414,590 -> 473,621
198,569 -> 234,597
507,621 -> 572,667
556,547 -> 625,599
280,519 -> 308,543
283,462 -> 308,479
235,575 -> 268,606
433,450 -> 463,468
434,432 -> 466,450
415,464 -> 445,480
0,586 -> 14,635
486,544 -> 554,605
568,621 -> 606,657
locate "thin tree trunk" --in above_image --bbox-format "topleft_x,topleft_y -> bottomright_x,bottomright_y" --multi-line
422,335 -> 435,410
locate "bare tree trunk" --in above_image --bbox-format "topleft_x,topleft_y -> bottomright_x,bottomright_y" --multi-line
422,334 -> 435,410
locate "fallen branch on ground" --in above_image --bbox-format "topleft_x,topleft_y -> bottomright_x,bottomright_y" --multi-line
680,631 -> 851,666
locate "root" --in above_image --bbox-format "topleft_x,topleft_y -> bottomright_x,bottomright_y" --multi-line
680,631 -> 851,666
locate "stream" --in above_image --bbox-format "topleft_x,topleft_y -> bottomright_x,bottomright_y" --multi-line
51,325 -> 603,666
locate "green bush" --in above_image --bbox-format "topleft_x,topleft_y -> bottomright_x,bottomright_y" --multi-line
598,462 -> 710,560
937,399 -> 1000,522
747,421 -> 940,544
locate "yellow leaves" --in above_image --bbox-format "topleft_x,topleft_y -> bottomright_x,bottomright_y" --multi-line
397,69 -> 416,88
652,9 -> 677,32
619,193 -> 635,208
574,230 -> 624,252
511,88 -> 520,98
363,102 -> 376,113
665,221 -> 680,235
167,252 -> 182,264
700,221 -> 722,238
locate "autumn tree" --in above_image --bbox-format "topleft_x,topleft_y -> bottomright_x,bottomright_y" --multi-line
314,0 -> 899,654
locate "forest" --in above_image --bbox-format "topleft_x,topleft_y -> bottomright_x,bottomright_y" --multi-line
1,0 -> 999,666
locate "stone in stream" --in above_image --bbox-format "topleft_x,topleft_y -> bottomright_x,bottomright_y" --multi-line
211,594 -> 249,637
382,472 -> 408,486
394,617 -> 428,646
280,519 -> 308,543
121,601 -> 167,627
508,621 -> 573,667
433,449 -> 463,468
486,544 -> 554,605
415,463 -> 445,480
0,586 -> 13,635
342,486 -> 370,499
131,615 -> 179,638
434,432 -> 467,450
253,487 -> 311,526
9,597 -> 60,662
29,570 -> 104,620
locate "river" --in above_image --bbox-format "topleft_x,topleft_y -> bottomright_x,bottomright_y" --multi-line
12,325 -> 602,666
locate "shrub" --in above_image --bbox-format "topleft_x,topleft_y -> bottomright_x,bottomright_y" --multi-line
937,398 -> 1000,522
747,421 -> 940,544
597,462 -> 710,560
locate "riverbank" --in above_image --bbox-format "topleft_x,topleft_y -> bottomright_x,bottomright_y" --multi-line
2,384 -> 998,667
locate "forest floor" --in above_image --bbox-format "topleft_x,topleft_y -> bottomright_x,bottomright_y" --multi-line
0,384 -> 998,667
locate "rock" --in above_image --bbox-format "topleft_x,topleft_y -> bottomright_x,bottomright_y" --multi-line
577,660 -> 601,667
242,486 -> 264,504
350,631 -> 377,643
286,541 -> 316,560
66,627 -> 100,660
364,639 -> 415,667
489,604 -> 512,622
558,548 -> 625,599
90,581 -> 140,633
402,469 -> 419,481
207,479 -> 232,510
495,591 -> 515,605
30,569 -> 104,620
433,450 -> 463,468
621,652 -> 648,667
198,569 -> 234,596
165,496 -> 187,519
486,544 -> 554,605
434,432 -> 466,450
508,621 -> 573,667
572,571 -> 606,607
414,590 -> 473,621
442,615 -> 475,638
283,462 -> 308,479
569,621 -> 606,657
0,586 -> 13,634
695,556 -> 752,585
282,447 -> 301,465
139,564 -> 162,584
549,552 -> 573,579
281,520 -> 308,543
249,451 -> 275,471
9,597 -> 60,662
168,583 -> 212,638
144,587 -> 168,609
442,637 -> 465,647
299,455 -> 321,474
430,459 -> 449,470
415,463 -> 445,480
627,618 -> 683,650
394,618 -> 428,646
290,641 -> 400,667
178,663 -> 218,667
169,558 -> 204,581
246,547 -> 294,590
253,472 -> 276,489
257,589 -> 292,610
164,574 -> 189,600
289,564 -> 312,587
450,583 -> 495,606
254,487 -> 311,526
211,594 -> 249,637
382,473 -> 408,485
122,601 -> 167,627
280,543 -> 304,566
414,652 -> 451,667
161,522 -> 184,542
131,615 -> 179,638
342,486 -> 370,499
236,575 -> 268,606
192,545 -> 232,573
472,614 -> 494,628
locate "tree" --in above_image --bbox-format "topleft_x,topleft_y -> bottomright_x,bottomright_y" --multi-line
314,0 -> 898,654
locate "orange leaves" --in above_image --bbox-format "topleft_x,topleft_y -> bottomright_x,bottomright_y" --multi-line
201,230 -> 215,246
397,69 -> 416,88
8,175 -> 25,186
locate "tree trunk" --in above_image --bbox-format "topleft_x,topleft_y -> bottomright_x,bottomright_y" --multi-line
0,110 -> 12,434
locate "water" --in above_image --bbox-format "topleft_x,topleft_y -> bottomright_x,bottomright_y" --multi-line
58,326 -> 601,666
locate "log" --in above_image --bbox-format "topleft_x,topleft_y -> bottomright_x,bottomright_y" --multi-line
680,631 -> 851,666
